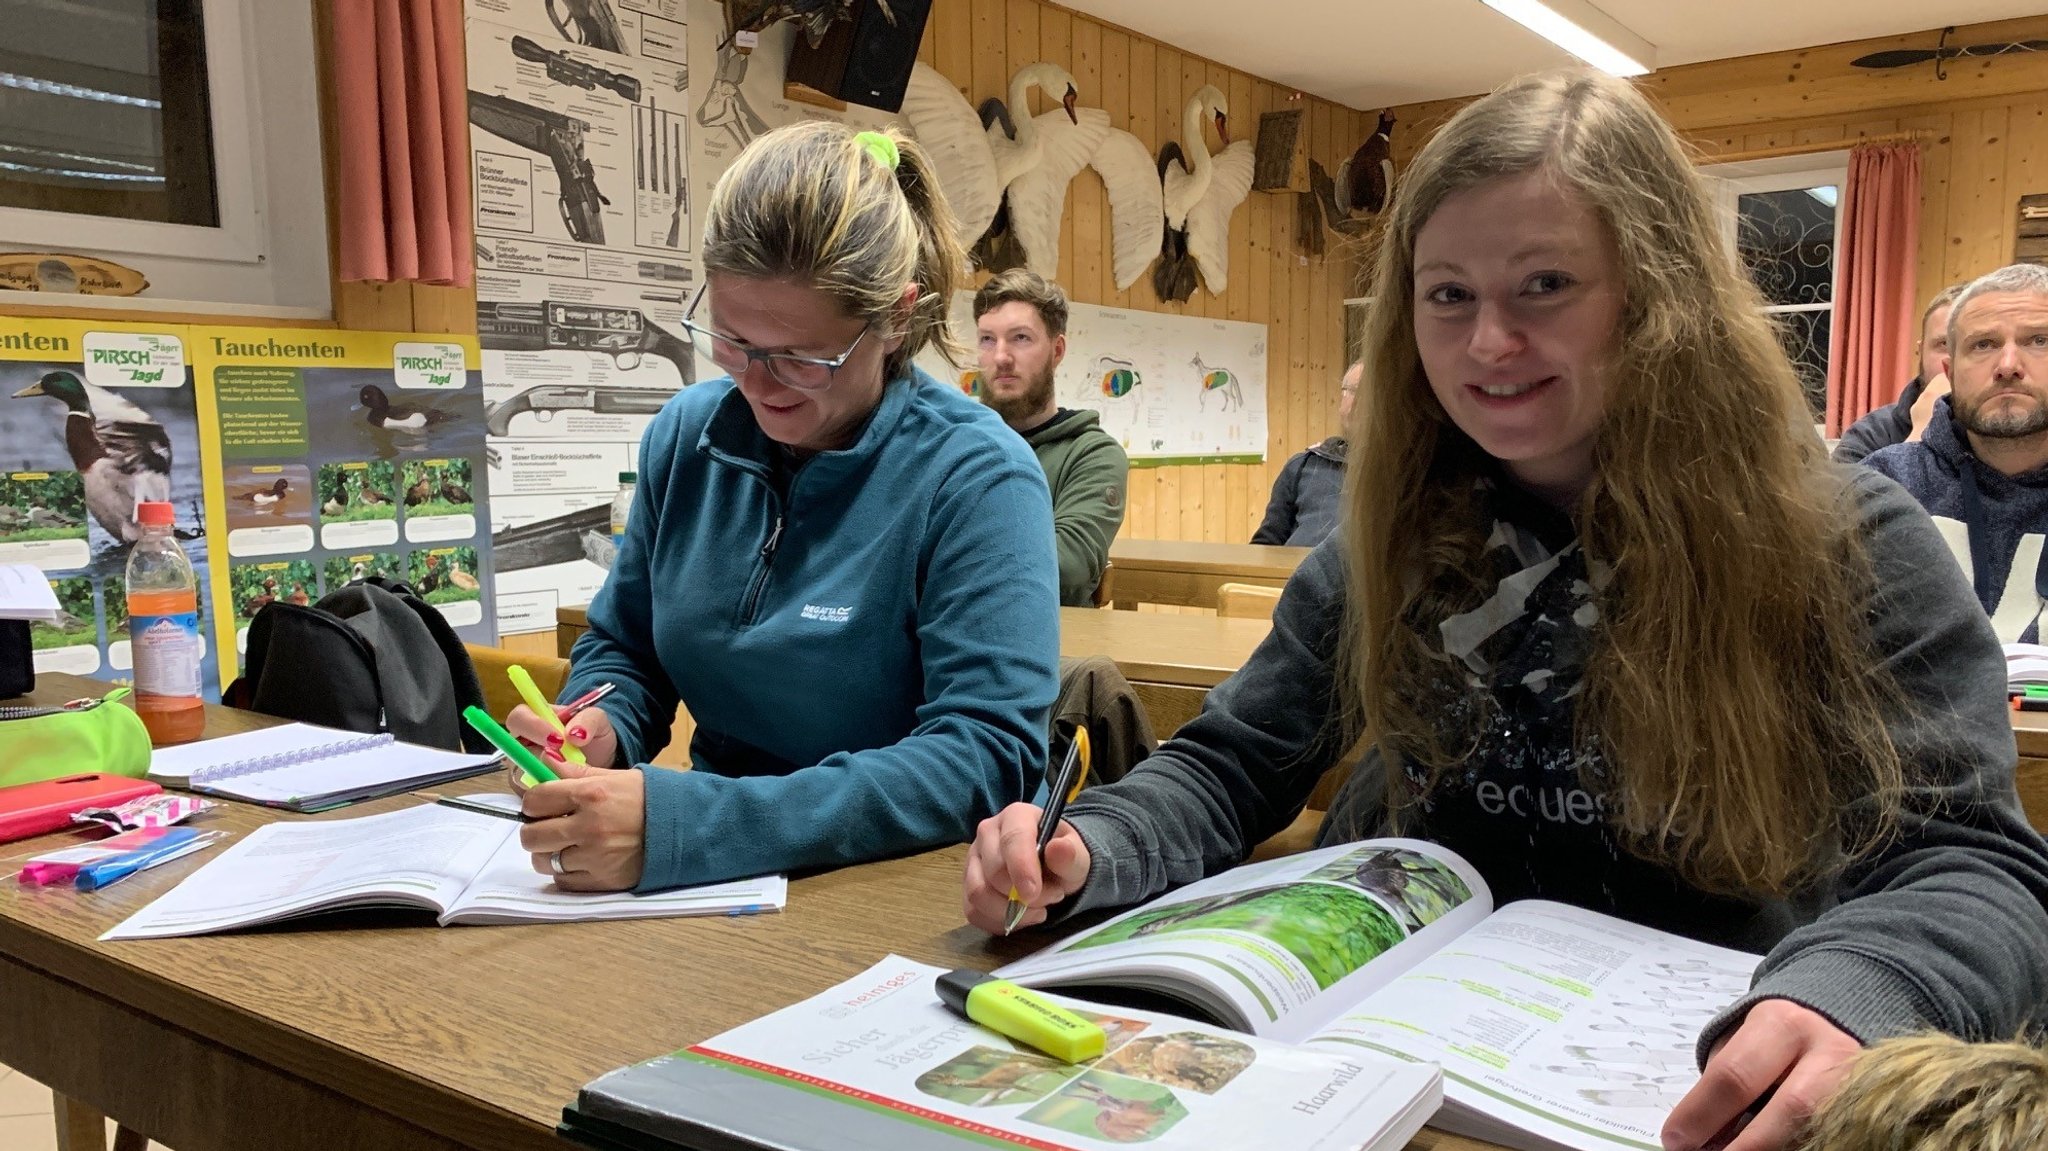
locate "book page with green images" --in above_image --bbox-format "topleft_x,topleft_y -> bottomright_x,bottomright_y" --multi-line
578,955 -> 1441,1151
998,840 -> 1496,1042
1303,901 -> 1759,1151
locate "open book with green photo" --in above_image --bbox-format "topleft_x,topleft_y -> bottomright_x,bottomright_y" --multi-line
563,954 -> 1443,1151
994,839 -> 1760,1151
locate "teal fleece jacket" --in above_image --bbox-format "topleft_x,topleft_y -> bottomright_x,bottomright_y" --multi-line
562,368 -> 1061,890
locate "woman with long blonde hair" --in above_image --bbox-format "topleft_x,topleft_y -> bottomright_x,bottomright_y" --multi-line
965,71 -> 2048,1150
506,122 -> 1061,894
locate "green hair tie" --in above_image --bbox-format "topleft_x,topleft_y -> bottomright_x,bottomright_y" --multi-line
854,130 -> 900,171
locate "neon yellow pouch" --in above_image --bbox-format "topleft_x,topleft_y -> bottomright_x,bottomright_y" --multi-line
0,687 -> 153,788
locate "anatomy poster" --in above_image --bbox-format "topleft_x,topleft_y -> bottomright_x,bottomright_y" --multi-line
191,329 -> 498,684
0,319 -> 220,693
920,292 -> 1270,464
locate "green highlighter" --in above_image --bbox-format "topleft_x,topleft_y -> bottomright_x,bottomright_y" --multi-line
936,969 -> 1106,1064
461,705 -> 560,784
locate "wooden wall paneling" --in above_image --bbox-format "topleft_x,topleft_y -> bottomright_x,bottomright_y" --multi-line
933,0 -> 972,89
1151,44 -> 1182,554
2010,99 -> 2048,265
1946,108 -> 2011,285
971,0 -> 1006,117
1007,0 -> 1040,114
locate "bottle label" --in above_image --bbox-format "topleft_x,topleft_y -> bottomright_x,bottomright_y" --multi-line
131,612 -> 201,697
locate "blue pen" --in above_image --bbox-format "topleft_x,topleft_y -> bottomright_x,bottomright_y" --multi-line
74,827 -> 206,892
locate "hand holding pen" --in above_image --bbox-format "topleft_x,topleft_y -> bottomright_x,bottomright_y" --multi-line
504,681 -> 621,778
962,724 -> 1094,936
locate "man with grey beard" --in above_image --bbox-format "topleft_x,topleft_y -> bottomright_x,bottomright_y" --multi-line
1867,263 -> 2048,642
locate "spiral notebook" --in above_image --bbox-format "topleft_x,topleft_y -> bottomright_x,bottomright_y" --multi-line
147,723 -> 504,811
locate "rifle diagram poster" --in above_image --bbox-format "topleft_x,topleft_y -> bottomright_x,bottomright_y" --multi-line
465,1 -> 697,634
919,292 -> 1270,464
0,319 -> 496,696
0,319 -> 221,692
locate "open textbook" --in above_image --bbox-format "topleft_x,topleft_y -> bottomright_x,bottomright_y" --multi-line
103,800 -> 786,939
561,956 -> 1443,1151
996,839 -> 1760,1151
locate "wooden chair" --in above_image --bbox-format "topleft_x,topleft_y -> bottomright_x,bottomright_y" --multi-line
465,643 -> 570,723
1216,581 -> 1282,620
1091,561 -> 1115,608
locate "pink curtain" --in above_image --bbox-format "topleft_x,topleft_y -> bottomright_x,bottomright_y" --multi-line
330,0 -> 473,287
1825,144 -> 1921,436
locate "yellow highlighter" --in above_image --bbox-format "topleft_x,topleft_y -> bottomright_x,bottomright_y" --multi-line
1005,724 -> 1091,934
507,664 -> 586,766
936,969 -> 1106,1064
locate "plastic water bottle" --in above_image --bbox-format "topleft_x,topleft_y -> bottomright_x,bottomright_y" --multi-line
612,471 -> 637,551
125,501 -> 204,746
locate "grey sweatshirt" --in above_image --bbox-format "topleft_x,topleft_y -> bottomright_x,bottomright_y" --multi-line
1865,397 -> 2048,642
1252,437 -> 1347,547
1062,466 -> 2048,1059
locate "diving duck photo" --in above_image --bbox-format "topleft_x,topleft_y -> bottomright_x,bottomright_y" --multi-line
358,481 -> 394,507
417,554 -> 443,595
12,370 -> 172,543
439,472 -> 472,505
234,477 -> 291,509
356,384 -> 455,433
446,559 -> 479,592
242,576 -> 279,618
25,504 -> 80,529
321,483 -> 348,516
405,473 -> 435,507
285,582 -> 311,607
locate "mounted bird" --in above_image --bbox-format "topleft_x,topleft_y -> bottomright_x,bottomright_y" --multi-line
998,99 -> 1163,290
898,61 -> 1079,257
1155,85 -> 1256,301
11,370 -> 171,543
1343,111 -> 1396,216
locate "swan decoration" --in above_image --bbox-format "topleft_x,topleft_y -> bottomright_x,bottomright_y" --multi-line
1000,100 -> 1164,290
898,61 -> 1078,256
1155,85 -> 1255,301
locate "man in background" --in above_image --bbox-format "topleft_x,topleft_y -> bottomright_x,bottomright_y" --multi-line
1835,283 -> 1965,464
1253,362 -> 1359,547
1866,264 -> 2048,642
974,270 -> 1129,606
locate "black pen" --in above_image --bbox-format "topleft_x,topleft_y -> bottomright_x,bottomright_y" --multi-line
1004,723 -> 1093,935
432,795 -> 534,823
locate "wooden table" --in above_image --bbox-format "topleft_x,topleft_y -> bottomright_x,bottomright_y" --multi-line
1105,539 -> 1310,611
0,673 -> 1492,1151
2014,709 -> 2048,829
556,606 -> 1274,740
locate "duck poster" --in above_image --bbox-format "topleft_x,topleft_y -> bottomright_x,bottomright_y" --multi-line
0,318 -> 222,694
191,328 -> 498,689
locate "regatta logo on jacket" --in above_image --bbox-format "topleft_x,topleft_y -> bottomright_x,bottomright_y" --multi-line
800,604 -> 854,623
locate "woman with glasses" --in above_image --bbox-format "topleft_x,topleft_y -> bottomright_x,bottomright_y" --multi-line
505,122 -> 1061,893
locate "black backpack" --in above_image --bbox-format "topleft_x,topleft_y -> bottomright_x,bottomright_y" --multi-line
226,577 -> 489,753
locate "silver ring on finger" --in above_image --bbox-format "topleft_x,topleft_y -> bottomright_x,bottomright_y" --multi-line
549,850 -> 567,876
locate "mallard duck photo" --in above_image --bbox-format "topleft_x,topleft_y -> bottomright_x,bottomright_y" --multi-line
356,384 -> 455,432
13,370 -> 172,542
234,477 -> 290,508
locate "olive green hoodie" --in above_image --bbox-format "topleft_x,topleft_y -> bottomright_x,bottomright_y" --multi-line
1022,409 -> 1129,605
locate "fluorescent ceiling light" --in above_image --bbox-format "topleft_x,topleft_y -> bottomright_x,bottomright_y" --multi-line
1479,0 -> 1657,77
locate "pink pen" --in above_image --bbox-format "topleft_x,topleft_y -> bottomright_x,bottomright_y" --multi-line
555,682 -> 615,720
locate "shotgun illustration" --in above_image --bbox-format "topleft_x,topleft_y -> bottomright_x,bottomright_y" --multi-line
469,91 -> 608,245
477,300 -> 695,379
511,35 -> 641,102
493,503 -> 612,572
486,384 -> 673,437
545,0 -> 626,54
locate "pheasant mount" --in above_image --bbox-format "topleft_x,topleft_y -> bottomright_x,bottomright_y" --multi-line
0,252 -> 149,296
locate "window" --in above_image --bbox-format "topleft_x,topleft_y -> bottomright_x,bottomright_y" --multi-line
1705,154 -> 1848,419
0,0 -> 328,316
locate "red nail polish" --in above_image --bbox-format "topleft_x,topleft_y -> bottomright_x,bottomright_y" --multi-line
544,731 -> 564,746
568,726 -> 587,741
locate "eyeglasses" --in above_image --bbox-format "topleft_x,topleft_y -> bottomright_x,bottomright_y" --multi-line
677,284 -> 870,392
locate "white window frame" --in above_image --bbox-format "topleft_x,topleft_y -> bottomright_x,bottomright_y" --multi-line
0,0 -> 330,318
1705,154 -> 1848,360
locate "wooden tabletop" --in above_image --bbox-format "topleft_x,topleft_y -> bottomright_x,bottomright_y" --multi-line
2015,707 -> 2048,760
0,673 -> 1494,1151
1107,538 -> 1312,579
1058,605 -> 1271,689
